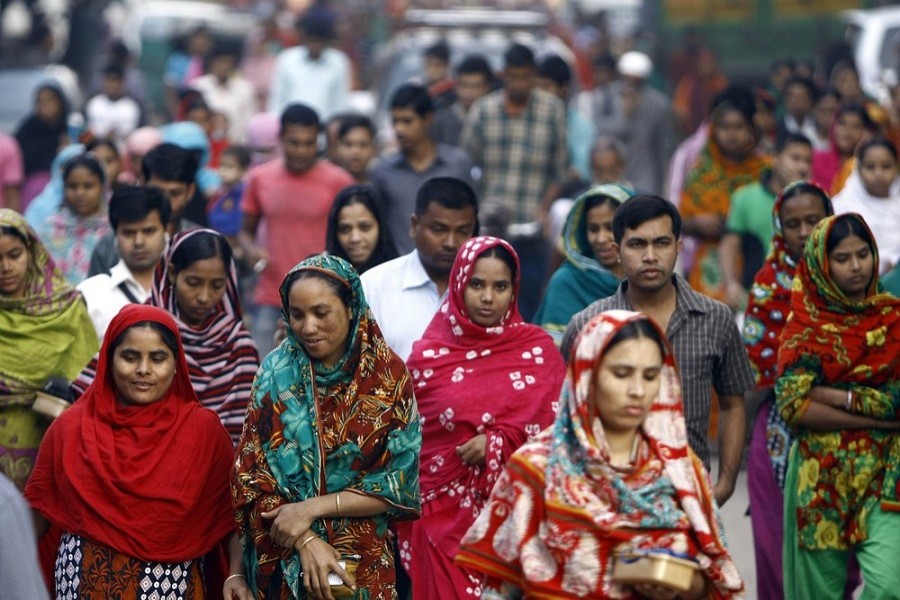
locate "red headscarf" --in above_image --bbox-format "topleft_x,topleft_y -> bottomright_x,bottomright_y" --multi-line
26,304 -> 235,562
407,236 -> 565,505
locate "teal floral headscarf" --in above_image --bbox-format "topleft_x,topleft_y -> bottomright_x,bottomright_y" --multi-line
233,255 -> 421,597
534,184 -> 633,346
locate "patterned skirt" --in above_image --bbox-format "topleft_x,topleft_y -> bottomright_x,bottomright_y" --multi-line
55,533 -> 206,599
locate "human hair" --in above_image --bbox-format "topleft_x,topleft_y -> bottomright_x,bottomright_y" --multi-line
612,195 -> 682,244
604,318 -> 666,358
593,54 -> 617,72
776,131 -> 812,153
784,76 -> 817,100
831,59 -> 859,80
826,214 -> 876,261
209,42 -> 239,62
338,114 -> 376,141
414,176 -> 479,219
537,54 -> 571,87
769,58 -> 794,75
280,103 -> 320,133
282,269 -> 352,315
856,136 -> 898,163
709,85 -> 756,123
141,143 -> 198,184
299,10 -> 335,40
108,185 -> 171,231
86,137 -> 120,157
584,190 -> 624,213
504,43 -> 535,69
221,145 -> 251,169
389,83 -> 433,117
169,231 -> 232,276
835,102 -> 874,132
779,182 -> 833,218
456,55 -> 493,82
63,154 -> 106,187
424,40 -> 450,63
0,225 -> 27,246
107,320 -> 179,364
325,185 -> 399,272
103,63 -> 125,80
475,244 -> 518,284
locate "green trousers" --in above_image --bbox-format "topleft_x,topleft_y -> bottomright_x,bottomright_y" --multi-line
783,444 -> 900,600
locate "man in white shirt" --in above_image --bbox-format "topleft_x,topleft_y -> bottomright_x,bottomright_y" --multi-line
78,186 -> 169,340
362,177 -> 478,360
85,64 -> 141,141
192,45 -> 256,143
267,11 -> 350,120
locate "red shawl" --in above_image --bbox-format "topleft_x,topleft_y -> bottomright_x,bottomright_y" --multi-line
26,304 -> 235,562
742,182 -> 834,388
403,237 -> 565,541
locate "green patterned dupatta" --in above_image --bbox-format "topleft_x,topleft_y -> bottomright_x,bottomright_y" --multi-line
233,255 -> 420,596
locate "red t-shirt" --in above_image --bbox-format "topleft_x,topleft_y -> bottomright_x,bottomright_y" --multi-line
242,159 -> 353,306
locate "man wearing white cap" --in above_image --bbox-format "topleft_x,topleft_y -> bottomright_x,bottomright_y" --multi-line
582,51 -> 673,196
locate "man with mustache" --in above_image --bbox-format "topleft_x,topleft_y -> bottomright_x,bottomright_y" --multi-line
561,195 -> 753,508
362,176 -> 478,361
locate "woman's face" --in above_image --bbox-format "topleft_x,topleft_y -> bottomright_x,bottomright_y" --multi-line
585,201 -> 618,269
780,192 -> 829,260
169,256 -> 228,327
111,325 -> 176,406
336,202 -> 379,268
828,233 -> 874,302
463,256 -> 514,327
813,94 -> 839,133
0,233 -> 29,298
593,336 -> 662,435
287,277 -> 352,368
92,145 -> 122,184
858,146 -> 898,198
834,112 -> 865,155
713,108 -> 754,158
65,166 -> 104,217
35,88 -> 62,122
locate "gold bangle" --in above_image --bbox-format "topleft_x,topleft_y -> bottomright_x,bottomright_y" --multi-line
335,492 -> 342,518
299,534 -> 317,550
223,573 -> 245,585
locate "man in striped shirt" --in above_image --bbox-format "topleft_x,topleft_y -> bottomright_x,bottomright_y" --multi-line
561,195 -> 754,506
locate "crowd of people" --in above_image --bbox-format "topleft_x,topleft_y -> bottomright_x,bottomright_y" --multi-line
3,3 -> 900,599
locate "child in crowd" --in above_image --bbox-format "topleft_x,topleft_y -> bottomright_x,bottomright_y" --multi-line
207,145 -> 250,248
833,137 -> 900,274
35,154 -> 111,284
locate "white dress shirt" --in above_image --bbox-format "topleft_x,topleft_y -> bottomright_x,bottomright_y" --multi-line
361,250 -> 447,361
77,260 -> 151,341
267,46 -> 350,120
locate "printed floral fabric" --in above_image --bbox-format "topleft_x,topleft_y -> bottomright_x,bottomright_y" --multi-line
457,310 -> 743,598
742,182 -> 834,488
34,205 -> 111,284
776,214 -> 900,550
681,131 -> 770,301
398,236 -> 565,597
232,255 -> 421,599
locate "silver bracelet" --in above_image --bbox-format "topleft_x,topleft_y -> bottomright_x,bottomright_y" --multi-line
845,390 -> 853,411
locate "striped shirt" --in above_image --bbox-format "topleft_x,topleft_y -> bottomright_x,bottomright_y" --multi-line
560,274 -> 754,467
461,89 -> 568,224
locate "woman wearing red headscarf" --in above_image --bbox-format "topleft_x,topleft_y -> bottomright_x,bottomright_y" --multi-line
396,236 -> 566,598
25,305 -> 249,599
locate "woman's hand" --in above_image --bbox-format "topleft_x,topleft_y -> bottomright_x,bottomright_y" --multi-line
456,434 -> 487,466
261,502 -> 318,549
632,582 -> 679,599
298,535 -> 355,600
223,574 -> 255,599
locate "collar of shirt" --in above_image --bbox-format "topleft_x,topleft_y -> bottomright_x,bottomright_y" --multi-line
614,273 -> 709,320
389,147 -> 447,171
109,259 -> 148,294
401,250 -> 437,291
